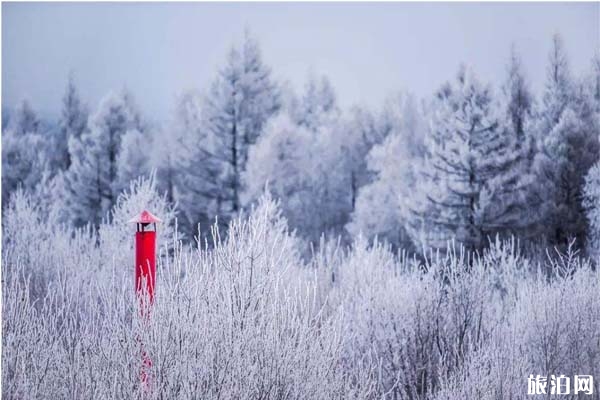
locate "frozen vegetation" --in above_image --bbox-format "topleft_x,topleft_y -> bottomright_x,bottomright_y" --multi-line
2,177 -> 600,399
3,34 -> 599,254
2,27 -> 600,399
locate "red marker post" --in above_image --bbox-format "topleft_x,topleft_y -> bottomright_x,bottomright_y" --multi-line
128,210 -> 162,388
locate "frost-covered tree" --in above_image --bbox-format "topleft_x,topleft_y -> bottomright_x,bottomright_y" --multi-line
244,74 -> 351,242
532,35 -> 600,247
171,89 -> 222,235
99,172 -> 179,265
537,35 -> 572,134
245,112 -> 350,243
115,129 -> 150,194
408,66 -> 532,253
501,46 -> 536,165
202,33 -> 280,224
347,93 -> 427,248
1,99 -> 47,204
57,75 -> 89,170
583,162 -> 600,259
1,128 -> 46,204
289,73 -> 339,130
63,89 -> 144,226
1,106 -> 10,131
9,99 -> 39,136
587,54 -> 600,113
341,106 -> 388,211
149,126 -> 179,205
61,129 -> 108,226
346,135 -> 409,248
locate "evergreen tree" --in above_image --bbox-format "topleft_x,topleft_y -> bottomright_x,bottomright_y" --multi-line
63,89 -> 143,226
62,131 -> 106,226
347,93 -> 427,248
244,74 -> 349,242
115,129 -> 149,194
198,33 -> 280,225
1,100 -> 46,204
2,106 -> 10,131
407,66 -> 530,253
536,35 -> 572,141
172,89 -> 221,235
342,106 -> 380,211
501,46 -> 536,165
57,75 -> 89,170
532,35 -> 600,247
244,112 -> 350,243
10,99 -> 39,136
1,128 -> 46,204
149,125 -> 179,206
583,161 -> 600,259
290,73 -> 339,130
589,54 -> 600,112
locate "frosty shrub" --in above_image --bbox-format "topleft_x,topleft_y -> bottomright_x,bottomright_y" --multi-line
3,189 -> 600,399
2,192 -> 349,399
98,171 -> 178,278
433,244 -> 600,400
583,161 -> 600,260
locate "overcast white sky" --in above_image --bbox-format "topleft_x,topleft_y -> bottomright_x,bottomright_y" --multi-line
2,2 -> 599,123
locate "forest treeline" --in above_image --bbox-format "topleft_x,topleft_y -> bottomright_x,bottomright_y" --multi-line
2,32 -> 600,258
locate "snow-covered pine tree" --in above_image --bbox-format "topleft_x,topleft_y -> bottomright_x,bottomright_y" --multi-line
342,106 -> 380,211
57,75 -> 89,170
583,161 -> 600,259
501,46 -> 536,166
170,89 -> 221,235
532,35 -> 600,247
63,89 -> 144,226
588,54 -> 600,112
9,99 -> 39,136
2,106 -> 10,130
244,74 -> 350,242
347,93 -> 427,248
407,66 -> 530,253
290,73 -> 339,131
1,128 -> 46,204
534,34 -> 572,144
115,129 -> 150,194
582,57 -> 600,258
1,100 -> 47,203
200,32 -> 280,224
244,113 -> 316,236
61,131 -> 106,226
245,113 -> 350,243
149,126 -> 179,206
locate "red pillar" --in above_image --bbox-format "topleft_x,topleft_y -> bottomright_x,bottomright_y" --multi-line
129,210 -> 161,390
135,227 -> 156,307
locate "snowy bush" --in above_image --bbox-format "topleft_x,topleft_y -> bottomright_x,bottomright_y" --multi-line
2,192 -> 349,399
3,185 -> 600,399
98,171 -> 178,275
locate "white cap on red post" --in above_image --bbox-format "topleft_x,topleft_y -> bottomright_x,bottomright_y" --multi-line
127,210 -> 162,224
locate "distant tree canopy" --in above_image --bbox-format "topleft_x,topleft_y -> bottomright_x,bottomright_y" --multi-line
2,32 -> 599,255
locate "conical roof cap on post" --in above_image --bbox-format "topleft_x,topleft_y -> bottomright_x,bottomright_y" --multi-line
128,210 -> 162,224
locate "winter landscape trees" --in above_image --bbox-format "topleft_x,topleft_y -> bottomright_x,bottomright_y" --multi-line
532,35 -> 600,249
4,32 -> 597,256
2,29 -> 600,399
407,66 -> 534,253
